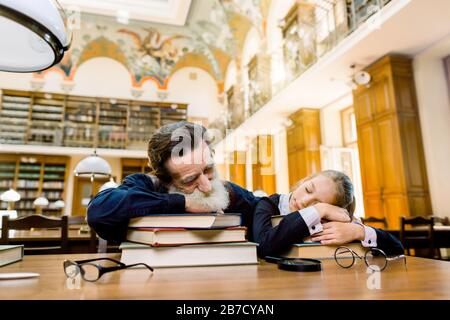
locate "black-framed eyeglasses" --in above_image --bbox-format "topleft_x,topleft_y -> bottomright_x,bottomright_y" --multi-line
334,246 -> 406,272
63,257 -> 153,282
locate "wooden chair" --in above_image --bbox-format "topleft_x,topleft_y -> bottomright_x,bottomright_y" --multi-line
1,214 -> 68,255
400,216 -> 440,259
65,215 -> 118,253
361,216 -> 388,229
66,215 -> 98,253
430,215 -> 450,260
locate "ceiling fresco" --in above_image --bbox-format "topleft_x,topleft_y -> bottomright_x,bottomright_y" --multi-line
35,0 -> 271,92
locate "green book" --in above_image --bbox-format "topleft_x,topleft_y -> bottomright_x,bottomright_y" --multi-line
0,245 -> 24,267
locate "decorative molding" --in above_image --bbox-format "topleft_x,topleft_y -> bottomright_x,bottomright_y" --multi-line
130,87 -> 144,98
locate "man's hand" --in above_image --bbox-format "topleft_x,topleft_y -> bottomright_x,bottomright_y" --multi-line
313,203 -> 351,223
310,221 -> 365,245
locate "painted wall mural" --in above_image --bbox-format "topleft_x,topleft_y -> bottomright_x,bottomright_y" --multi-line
34,0 -> 269,93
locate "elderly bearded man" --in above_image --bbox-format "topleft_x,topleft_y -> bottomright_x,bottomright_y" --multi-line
87,121 -> 259,242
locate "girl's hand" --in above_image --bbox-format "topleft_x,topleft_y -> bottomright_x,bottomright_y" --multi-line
310,221 -> 365,245
313,203 -> 351,223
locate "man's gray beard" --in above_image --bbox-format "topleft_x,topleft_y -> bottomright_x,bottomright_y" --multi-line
168,178 -> 230,213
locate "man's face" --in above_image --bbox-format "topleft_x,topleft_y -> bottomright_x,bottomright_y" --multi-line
165,141 -> 215,194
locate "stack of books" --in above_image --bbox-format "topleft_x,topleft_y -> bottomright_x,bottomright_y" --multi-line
270,215 -> 365,259
120,213 -> 258,268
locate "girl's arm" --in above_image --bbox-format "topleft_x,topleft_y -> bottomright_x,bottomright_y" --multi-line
252,197 -> 311,258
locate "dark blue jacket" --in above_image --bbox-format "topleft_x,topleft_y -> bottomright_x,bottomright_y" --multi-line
87,173 -> 259,242
253,194 -> 404,258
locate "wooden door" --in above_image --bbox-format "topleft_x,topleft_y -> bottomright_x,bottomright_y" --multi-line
286,109 -> 321,190
72,176 -> 109,217
228,151 -> 246,188
353,55 -> 431,229
252,135 -> 276,195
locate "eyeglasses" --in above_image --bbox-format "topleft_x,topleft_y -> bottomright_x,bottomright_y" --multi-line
334,246 -> 406,272
63,257 -> 153,282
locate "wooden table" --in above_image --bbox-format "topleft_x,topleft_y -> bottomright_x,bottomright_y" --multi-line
1,253 -> 449,299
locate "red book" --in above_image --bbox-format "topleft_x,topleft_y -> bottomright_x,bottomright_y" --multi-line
126,226 -> 247,247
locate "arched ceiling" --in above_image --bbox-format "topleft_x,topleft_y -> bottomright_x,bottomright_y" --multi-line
42,0 -> 271,92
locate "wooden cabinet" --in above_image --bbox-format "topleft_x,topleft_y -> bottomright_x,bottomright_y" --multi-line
286,109 -> 321,189
97,99 -> 128,149
0,89 -> 187,150
0,154 -> 68,216
251,135 -> 276,195
64,96 -> 97,148
0,91 -> 31,144
353,55 -> 431,229
228,151 -> 246,188
121,158 -> 150,182
29,92 -> 65,145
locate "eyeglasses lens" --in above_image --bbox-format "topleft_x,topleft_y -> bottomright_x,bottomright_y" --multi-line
335,247 -> 355,268
80,263 -> 100,282
64,261 -> 79,278
365,250 -> 387,271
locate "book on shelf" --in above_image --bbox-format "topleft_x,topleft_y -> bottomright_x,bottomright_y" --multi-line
277,241 -> 366,260
128,213 -> 242,229
126,226 -> 247,246
120,241 -> 258,268
0,245 -> 24,267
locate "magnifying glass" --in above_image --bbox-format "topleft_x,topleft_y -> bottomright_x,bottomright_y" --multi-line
265,256 -> 322,272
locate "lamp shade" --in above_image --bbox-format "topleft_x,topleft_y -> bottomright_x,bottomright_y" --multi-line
33,196 -> 49,207
0,188 -> 21,202
0,0 -> 71,72
53,199 -> 65,208
74,151 -> 112,177
99,180 -> 119,192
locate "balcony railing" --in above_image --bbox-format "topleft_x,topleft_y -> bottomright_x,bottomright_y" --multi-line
239,0 -> 393,119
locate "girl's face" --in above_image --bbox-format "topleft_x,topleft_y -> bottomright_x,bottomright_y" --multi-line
289,175 -> 337,212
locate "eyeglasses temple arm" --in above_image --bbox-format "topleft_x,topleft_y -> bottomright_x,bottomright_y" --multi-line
74,257 -> 126,266
123,263 -> 154,272
100,263 -> 154,275
385,255 -> 406,261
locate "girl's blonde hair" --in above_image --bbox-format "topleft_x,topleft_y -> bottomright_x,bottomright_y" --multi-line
292,170 -> 356,218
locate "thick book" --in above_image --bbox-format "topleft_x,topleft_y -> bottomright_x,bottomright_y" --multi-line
126,227 -> 247,246
271,215 -> 366,259
0,245 -> 24,267
120,241 -> 258,268
271,215 -> 283,227
128,213 -> 241,229
279,241 -> 366,260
